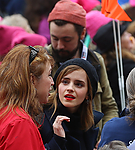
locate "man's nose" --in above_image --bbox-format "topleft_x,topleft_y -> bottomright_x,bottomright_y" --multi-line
57,40 -> 64,49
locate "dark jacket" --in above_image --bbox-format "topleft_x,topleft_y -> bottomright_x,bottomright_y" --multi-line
107,58 -> 135,114
39,102 -> 104,150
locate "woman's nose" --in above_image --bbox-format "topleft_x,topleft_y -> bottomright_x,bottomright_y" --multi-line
51,77 -> 54,86
67,83 -> 74,92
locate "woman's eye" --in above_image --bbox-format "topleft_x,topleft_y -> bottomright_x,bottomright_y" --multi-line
61,79 -> 68,85
75,83 -> 83,87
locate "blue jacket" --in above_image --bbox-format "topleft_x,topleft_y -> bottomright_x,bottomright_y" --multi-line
39,103 -> 104,150
99,116 -> 135,148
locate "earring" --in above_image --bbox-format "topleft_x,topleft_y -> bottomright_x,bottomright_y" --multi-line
56,93 -> 59,99
85,98 -> 89,104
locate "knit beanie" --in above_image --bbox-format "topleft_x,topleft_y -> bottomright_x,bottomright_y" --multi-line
11,28 -> 47,47
93,21 -> 128,53
86,10 -> 113,39
53,58 -> 99,99
48,0 -> 86,27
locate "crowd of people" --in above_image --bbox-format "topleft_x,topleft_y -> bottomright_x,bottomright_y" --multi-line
0,0 -> 135,150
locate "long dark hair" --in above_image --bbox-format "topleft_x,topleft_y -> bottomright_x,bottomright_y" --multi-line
48,65 -> 94,131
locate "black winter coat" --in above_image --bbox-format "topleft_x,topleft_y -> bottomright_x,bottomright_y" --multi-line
39,102 -> 103,150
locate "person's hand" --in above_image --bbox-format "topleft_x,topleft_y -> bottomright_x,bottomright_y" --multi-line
53,115 -> 70,138
93,136 -> 101,150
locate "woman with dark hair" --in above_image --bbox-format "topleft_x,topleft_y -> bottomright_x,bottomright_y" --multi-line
39,58 -> 104,150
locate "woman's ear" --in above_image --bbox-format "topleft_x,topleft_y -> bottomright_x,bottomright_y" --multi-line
30,74 -> 36,86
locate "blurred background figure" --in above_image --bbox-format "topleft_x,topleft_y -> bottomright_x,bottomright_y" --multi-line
126,20 -> 135,40
0,25 -> 47,62
0,0 -> 26,17
0,14 -> 34,33
86,10 -> 113,40
0,12 -> 48,63
24,0 -> 60,44
93,21 -> 135,114
123,0 -> 135,21
98,67 -> 135,148
86,10 -> 113,50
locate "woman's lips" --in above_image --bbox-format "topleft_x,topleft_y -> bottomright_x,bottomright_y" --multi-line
64,94 -> 75,101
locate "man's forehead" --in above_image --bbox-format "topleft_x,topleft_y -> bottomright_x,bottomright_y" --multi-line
50,21 -> 75,30
50,22 -> 77,36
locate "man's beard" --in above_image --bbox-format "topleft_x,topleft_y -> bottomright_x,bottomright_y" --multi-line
52,43 -> 80,63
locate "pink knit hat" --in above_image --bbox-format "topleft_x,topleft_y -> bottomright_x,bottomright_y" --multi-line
48,0 -> 86,27
11,29 -> 47,48
0,25 -> 47,55
71,0 -> 100,13
86,10 -> 113,39
130,0 -> 135,7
